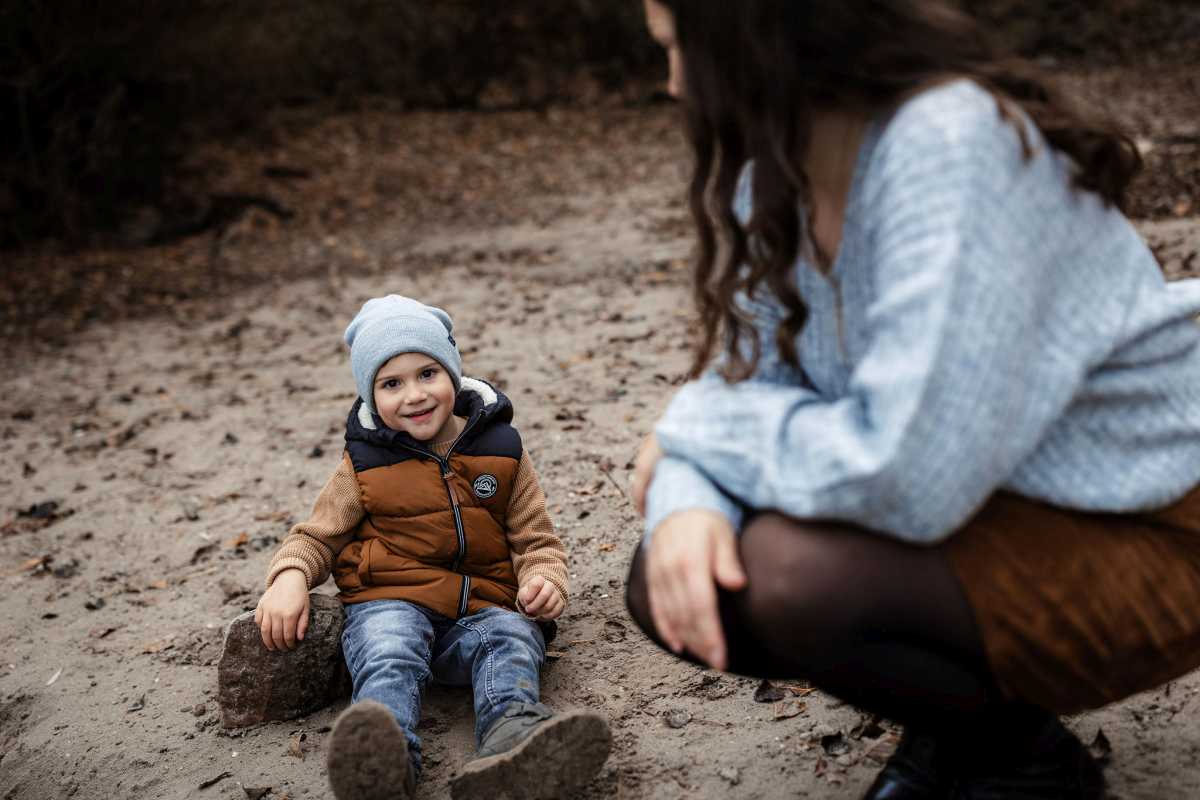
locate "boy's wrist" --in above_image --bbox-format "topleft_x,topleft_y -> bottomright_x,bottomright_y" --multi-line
271,567 -> 309,589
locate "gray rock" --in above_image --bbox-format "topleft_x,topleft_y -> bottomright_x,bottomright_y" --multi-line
665,708 -> 692,729
217,593 -> 351,728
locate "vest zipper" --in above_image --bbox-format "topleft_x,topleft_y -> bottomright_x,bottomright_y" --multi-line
458,574 -> 471,616
390,411 -> 481,616
442,461 -> 467,572
439,412 -> 480,576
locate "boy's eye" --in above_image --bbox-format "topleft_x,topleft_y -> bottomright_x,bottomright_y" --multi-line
420,368 -> 437,380
381,378 -> 400,389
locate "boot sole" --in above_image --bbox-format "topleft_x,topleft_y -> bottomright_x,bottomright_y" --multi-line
450,710 -> 611,800
326,701 -> 413,800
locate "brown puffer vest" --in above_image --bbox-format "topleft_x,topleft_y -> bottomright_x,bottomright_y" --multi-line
333,378 -> 523,619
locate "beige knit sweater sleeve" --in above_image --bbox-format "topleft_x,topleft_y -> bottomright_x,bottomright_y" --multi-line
504,451 -> 569,606
265,451 -> 364,590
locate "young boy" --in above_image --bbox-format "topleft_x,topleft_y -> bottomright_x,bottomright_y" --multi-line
255,295 -> 611,800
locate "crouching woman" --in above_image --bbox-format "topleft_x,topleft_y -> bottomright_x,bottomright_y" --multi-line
625,1 -> 1200,798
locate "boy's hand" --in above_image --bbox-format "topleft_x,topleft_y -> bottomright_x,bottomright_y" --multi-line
254,569 -> 310,651
518,576 -> 564,621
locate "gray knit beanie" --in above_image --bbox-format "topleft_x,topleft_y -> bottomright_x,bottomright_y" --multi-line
344,295 -> 463,415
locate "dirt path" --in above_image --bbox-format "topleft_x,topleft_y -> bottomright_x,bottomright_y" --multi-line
2,75 -> 1199,799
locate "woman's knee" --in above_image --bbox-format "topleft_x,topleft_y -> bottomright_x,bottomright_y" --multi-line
737,513 -> 869,639
624,516 -> 862,637
624,542 -> 656,638
624,540 -> 725,668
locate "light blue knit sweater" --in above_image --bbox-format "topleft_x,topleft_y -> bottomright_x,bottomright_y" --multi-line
645,80 -> 1200,544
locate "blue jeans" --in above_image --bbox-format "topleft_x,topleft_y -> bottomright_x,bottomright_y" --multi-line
341,600 -> 546,776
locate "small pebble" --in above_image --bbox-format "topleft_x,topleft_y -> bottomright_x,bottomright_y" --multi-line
665,708 -> 692,729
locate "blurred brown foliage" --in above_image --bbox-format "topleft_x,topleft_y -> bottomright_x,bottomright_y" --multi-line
0,1 -> 657,247
1,0 -> 1197,247
963,0 -> 1200,61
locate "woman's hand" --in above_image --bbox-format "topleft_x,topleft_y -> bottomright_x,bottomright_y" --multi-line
518,576 -> 565,621
254,569 -> 310,651
646,509 -> 746,670
631,433 -> 664,517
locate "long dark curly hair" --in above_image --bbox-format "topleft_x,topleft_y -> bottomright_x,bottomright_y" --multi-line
654,0 -> 1142,381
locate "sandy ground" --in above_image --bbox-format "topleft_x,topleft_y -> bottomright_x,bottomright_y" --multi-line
2,70 -> 1199,800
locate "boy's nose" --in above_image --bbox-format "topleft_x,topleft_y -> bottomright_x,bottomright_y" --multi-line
401,387 -> 427,405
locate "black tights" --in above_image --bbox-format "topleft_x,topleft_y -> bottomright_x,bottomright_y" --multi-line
625,513 -> 1048,742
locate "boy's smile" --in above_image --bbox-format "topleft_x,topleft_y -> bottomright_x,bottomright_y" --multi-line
373,352 -> 459,442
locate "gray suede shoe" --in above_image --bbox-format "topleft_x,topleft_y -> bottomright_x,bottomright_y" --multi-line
326,701 -> 417,800
450,703 -> 611,799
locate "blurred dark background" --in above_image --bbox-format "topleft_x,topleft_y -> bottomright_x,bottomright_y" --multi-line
1,0 -> 1197,248
1,1 -> 659,247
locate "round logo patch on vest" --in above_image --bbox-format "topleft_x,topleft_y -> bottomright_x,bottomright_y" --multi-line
473,474 -> 499,500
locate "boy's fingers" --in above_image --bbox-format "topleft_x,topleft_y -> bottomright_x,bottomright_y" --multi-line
525,592 -> 552,616
525,592 -> 544,618
532,587 -> 562,620
272,618 -> 289,651
283,612 -> 298,649
259,614 -> 273,650
533,581 -> 555,608
519,578 -> 542,607
522,579 -> 555,615
296,595 -> 310,642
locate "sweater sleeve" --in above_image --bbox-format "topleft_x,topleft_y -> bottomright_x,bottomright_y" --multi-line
643,175 -> 810,541
644,456 -> 747,543
266,451 -> 365,589
505,451 -> 569,606
653,93 -> 1102,544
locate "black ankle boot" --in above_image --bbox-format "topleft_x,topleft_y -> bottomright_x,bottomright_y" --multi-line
862,729 -> 955,800
953,717 -> 1104,800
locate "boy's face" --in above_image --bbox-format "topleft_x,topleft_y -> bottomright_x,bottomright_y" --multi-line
372,352 -> 458,442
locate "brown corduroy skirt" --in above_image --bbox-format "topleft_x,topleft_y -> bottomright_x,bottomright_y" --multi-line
945,484 -> 1200,714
